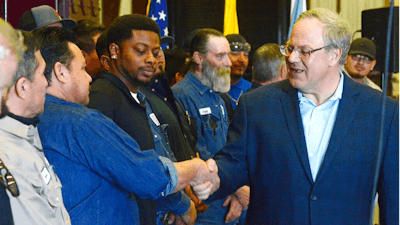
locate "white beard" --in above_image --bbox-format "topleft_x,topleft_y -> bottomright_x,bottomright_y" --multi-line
198,60 -> 231,93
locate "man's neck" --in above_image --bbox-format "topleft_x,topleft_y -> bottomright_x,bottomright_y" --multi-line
301,70 -> 341,106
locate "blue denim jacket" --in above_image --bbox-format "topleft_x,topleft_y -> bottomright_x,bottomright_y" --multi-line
38,95 -> 178,225
173,73 -> 247,224
137,91 -> 191,216
172,72 -> 229,160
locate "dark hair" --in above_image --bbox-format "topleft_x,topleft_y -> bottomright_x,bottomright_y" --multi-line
33,27 -> 77,84
252,43 -> 285,82
107,14 -> 160,54
72,19 -> 105,54
12,30 -> 40,84
96,28 -> 109,58
163,48 -> 189,85
189,28 -> 224,56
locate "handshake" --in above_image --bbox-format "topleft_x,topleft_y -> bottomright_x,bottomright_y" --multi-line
174,158 -> 220,200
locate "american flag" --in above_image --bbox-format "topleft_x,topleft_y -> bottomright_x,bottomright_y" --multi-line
147,0 -> 169,49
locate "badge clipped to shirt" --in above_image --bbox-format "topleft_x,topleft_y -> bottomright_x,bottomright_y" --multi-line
199,107 -> 212,116
41,167 -> 51,185
149,113 -> 160,126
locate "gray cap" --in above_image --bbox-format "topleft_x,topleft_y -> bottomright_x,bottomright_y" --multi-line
348,37 -> 376,60
18,5 -> 77,31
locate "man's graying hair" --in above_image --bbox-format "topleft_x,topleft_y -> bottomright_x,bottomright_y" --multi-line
12,31 -> 40,85
295,8 -> 351,65
252,43 -> 285,82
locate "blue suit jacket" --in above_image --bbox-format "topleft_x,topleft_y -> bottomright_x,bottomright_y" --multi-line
208,75 -> 399,224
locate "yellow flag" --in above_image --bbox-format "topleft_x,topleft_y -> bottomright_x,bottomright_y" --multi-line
224,0 -> 239,35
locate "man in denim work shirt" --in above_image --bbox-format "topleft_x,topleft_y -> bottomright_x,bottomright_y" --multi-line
172,28 -> 249,225
34,27 -> 220,225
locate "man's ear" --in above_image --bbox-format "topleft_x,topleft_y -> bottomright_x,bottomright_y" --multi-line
14,77 -> 30,100
100,55 -> 110,71
53,62 -> 69,84
193,51 -> 204,65
329,47 -> 342,66
109,43 -> 120,60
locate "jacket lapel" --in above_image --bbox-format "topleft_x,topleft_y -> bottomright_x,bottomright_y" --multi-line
280,81 -> 314,184
314,75 -> 361,183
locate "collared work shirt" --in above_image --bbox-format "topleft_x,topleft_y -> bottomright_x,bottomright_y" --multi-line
227,77 -> 252,110
0,116 -> 70,225
38,95 -> 178,225
299,73 -> 344,181
172,72 -> 229,160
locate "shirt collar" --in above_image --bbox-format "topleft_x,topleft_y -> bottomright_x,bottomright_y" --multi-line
186,72 -> 212,95
233,77 -> 247,89
0,116 -> 39,144
298,71 -> 344,104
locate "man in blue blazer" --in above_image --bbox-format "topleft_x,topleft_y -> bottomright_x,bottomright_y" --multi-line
205,8 -> 399,225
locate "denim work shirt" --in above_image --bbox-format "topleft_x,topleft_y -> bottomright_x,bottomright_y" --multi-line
172,72 -> 229,160
172,73 -> 243,225
38,95 -> 178,225
134,91 -> 191,216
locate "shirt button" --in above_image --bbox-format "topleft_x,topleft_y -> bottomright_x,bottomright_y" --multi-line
184,135 -> 187,138
152,88 -> 155,92
310,195 -> 317,201
215,105 -> 218,107
56,197 -> 60,202
309,153 -> 313,157
154,135 -> 157,138
161,192 -> 165,196
164,98 -> 167,101
155,79 -> 159,83
210,90 -> 213,93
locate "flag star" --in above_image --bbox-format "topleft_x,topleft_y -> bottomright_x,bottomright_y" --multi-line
164,27 -> 169,36
158,10 -> 166,21
156,0 -> 161,3
151,14 -> 158,21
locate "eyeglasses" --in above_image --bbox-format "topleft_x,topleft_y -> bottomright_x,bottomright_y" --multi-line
280,45 -> 330,59
0,158 -> 19,197
350,54 -> 373,64
230,42 -> 251,52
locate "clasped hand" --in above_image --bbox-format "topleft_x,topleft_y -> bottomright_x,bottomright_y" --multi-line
190,159 -> 220,200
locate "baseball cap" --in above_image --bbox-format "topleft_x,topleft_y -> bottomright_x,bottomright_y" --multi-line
348,37 -> 376,60
18,5 -> 77,31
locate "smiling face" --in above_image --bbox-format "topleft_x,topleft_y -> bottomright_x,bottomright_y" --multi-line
118,30 -> 160,87
228,51 -> 249,76
286,18 -> 333,94
345,54 -> 376,78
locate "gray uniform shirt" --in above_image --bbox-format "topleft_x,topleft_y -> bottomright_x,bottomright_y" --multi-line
0,116 -> 70,225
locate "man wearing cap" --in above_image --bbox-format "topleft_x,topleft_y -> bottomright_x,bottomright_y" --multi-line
344,37 -> 381,91
18,5 -> 76,31
223,34 -> 251,111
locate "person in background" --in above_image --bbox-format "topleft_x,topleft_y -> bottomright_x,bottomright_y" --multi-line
172,28 -> 249,225
18,5 -> 76,31
164,48 -> 189,86
248,43 -> 287,92
72,20 -> 106,80
344,37 -> 381,91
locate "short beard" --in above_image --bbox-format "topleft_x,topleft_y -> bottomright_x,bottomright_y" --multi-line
120,62 -> 151,87
198,60 -> 231,93
349,73 -> 364,79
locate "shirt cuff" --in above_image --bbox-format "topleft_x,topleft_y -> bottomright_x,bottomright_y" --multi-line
158,156 -> 178,196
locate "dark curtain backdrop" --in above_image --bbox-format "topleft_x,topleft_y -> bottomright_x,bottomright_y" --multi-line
168,0 -> 290,80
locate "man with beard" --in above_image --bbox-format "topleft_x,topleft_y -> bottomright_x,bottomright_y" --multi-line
344,37 -> 381,91
0,31 -> 71,224
88,15 -> 199,225
0,18 -> 25,225
221,34 -> 251,114
172,28 -> 249,225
